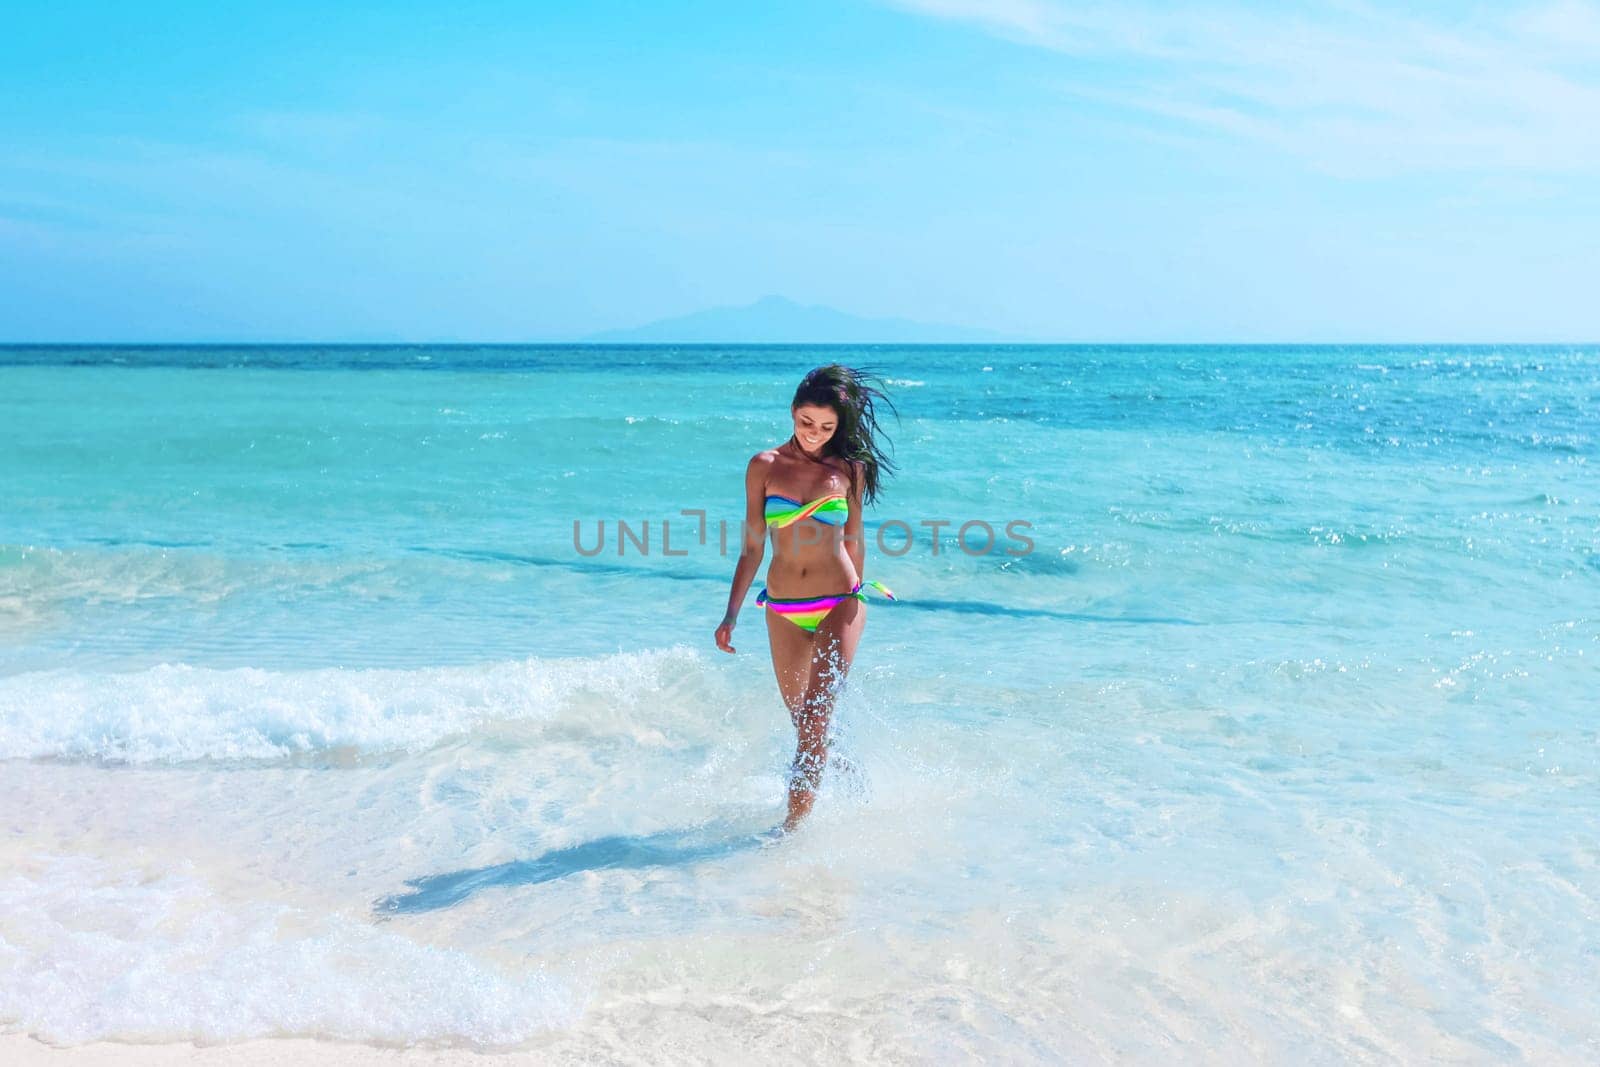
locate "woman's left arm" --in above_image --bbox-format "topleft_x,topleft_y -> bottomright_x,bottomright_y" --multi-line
844,460 -> 867,580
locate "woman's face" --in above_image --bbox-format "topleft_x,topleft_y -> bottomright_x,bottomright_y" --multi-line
791,403 -> 838,453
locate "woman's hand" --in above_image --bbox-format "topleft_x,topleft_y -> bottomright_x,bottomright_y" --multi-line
714,615 -> 737,654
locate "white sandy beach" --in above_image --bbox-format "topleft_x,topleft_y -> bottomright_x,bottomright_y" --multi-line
4,1036 -> 521,1066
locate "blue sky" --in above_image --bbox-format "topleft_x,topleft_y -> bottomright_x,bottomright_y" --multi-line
2,0 -> 1597,342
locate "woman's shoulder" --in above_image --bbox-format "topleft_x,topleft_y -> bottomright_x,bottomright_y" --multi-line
745,449 -> 781,487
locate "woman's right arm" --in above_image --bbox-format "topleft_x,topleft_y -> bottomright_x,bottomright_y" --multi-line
715,452 -> 773,653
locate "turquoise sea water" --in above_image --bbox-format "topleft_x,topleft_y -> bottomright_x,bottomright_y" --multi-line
1,344 -> 1596,1061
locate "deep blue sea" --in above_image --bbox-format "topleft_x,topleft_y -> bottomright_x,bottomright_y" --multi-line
1,344 -> 1596,1061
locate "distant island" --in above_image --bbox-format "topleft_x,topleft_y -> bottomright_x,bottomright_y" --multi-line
584,295 -> 1004,344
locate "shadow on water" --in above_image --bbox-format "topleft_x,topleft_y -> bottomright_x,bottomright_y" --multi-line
899,598 -> 1203,626
374,826 -> 768,916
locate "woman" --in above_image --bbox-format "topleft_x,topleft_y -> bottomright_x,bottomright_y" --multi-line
714,365 -> 898,832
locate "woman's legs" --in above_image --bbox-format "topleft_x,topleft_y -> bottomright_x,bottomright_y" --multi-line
781,597 -> 866,830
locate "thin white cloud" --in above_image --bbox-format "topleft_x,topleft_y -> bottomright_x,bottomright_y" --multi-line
236,110 -> 399,148
883,0 -> 1600,175
1515,0 -> 1600,48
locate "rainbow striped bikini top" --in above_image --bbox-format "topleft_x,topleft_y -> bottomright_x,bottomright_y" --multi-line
765,492 -> 849,528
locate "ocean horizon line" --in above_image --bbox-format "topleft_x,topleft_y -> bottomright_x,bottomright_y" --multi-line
3,339 -> 1597,349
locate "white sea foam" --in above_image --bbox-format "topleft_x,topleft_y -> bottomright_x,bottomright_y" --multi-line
0,854 -> 575,1046
0,649 -> 701,763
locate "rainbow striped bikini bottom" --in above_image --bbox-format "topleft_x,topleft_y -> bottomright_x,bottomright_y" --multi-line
756,579 -> 896,633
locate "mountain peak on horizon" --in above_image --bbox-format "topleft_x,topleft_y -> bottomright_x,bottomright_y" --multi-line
585,295 -> 1000,344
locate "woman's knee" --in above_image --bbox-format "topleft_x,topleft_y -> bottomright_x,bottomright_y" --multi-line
803,666 -> 846,713
780,687 -> 808,716
794,700 -> 830,740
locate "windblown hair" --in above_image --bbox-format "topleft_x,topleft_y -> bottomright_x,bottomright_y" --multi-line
790,364 -> 898,505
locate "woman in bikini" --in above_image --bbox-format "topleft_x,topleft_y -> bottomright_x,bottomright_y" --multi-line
714,365 -> 897,832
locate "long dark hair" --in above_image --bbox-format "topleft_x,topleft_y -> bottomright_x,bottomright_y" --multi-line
790,364 -> 897,505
